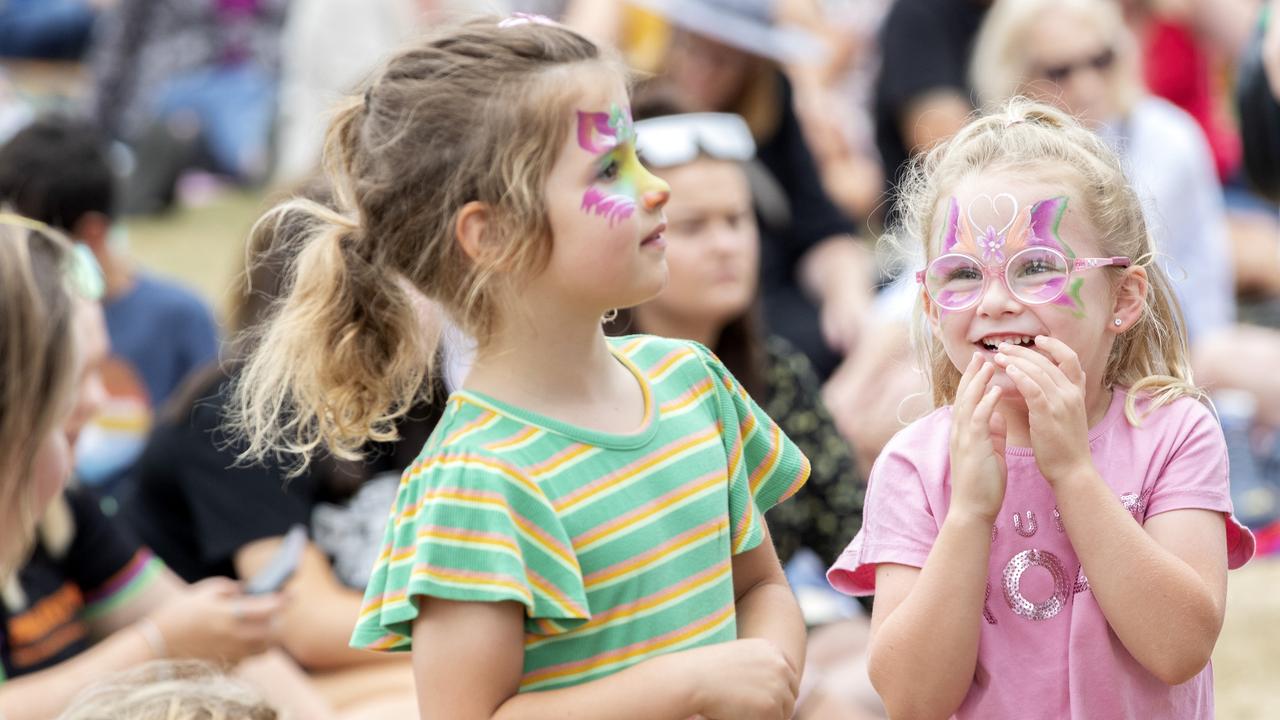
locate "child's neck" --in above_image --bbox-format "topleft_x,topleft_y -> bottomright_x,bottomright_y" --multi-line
464,310 -> 646,435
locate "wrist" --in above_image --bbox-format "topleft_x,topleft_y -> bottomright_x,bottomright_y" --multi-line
1046,462 -> 1099,491
943,508 -> 998,535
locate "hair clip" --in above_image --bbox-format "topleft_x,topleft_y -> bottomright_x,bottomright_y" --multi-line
498,12 -> 558,28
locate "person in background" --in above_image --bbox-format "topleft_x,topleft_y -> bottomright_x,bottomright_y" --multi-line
608,108 -> 881,720
637,0 -> 876,382
0,227 -> 308,719
0,116 -> 219,494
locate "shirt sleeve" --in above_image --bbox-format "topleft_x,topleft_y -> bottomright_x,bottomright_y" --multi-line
350,448 -> 590,652
691,342 -> 810,557
1144,400 -> 1255,569
827,431 -> 939,596
61,488 -> 165,620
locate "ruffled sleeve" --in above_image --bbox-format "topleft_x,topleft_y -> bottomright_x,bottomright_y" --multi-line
350,448 -> 590,652
692,342 -> 810,557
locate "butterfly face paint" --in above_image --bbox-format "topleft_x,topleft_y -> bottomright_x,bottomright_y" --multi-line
576,104 -> 651,228
936,194 -> 1087,316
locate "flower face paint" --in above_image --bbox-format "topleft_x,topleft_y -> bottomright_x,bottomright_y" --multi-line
576,104 -> 646,227
938,194 -> 1086,316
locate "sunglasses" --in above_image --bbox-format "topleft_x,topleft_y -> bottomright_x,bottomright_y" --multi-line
633,112 -> 756,169
916,246 -> 1130,311
1039,47 -> 1116,84
0,212 -> 105,301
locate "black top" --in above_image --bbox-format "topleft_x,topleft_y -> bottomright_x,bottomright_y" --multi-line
756,73 -> 858,293
2,488 -> 152,680
121,370 -> 445,583
759,336 -> 864,566
874,0 -> 988,219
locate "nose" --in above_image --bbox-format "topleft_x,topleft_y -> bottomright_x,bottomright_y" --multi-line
641,187 -> 669,212
975,269 -> 1021,316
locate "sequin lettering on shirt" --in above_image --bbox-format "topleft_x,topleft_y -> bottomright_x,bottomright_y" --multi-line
1002,549 -> 1070,621
1053,506 -> 1065,533
1012,510 -> 1038,537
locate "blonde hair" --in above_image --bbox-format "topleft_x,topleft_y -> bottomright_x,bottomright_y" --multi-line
970,0 -> 1142,117
230,18 -> 622,472
893,99 -> 1200,424
0,218 -> 78,578
56,661 -> 276,720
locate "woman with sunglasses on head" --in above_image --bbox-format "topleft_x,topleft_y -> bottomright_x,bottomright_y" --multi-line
828,99 -> 1255,720
609,109 -> 881,720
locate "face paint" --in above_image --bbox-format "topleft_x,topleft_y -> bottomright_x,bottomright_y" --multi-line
576,103 -> 649,227
939,194 -> 1085,315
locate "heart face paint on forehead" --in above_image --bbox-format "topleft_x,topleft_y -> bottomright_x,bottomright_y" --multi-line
941,193 -> 1087,315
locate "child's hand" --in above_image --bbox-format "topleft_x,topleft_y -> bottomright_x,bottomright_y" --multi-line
949,353 -> 1007,524
993,337 -> 1091,485
680,638 -> 798,720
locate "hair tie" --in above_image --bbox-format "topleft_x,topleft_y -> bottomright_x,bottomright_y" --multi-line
498,12 -> 558,28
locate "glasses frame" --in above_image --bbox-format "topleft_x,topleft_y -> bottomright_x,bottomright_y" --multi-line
633,112 -> 756,169
915,246 -> 1131,311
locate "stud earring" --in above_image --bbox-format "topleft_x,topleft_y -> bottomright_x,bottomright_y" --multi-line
1114,318 -> 1123,327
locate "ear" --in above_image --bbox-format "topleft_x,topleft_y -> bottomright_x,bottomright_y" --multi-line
71,212 -> 111,250
454,201 -> 492,263
1110,265 -> 1148,333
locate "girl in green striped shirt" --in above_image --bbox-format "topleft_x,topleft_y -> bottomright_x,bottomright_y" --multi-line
231,15 -> 810,720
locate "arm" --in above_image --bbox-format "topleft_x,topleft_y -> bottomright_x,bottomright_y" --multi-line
83,565 -> 184,638
410,598 -> 796,720
866,356 -> 1005,719
731,524 -> 808,675
235,536 -> 406,671
866,516 -> 992,720
1053,481 -> 1227,684
798,235 -> 876,354
0,578 -> 282,720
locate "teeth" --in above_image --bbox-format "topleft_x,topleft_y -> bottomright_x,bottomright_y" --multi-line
980,334 -> 1035,348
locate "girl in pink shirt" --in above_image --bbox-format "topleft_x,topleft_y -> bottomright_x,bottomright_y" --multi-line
828,98 -> 1255,719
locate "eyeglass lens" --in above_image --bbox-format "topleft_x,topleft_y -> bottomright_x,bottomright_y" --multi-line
925,248 -> 1070,309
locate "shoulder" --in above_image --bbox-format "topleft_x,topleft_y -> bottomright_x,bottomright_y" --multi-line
610,333 -> 714,382
1118,388 -> 1222,451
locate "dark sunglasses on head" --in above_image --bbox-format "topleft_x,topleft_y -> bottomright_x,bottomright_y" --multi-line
1040,47 -> 1116,84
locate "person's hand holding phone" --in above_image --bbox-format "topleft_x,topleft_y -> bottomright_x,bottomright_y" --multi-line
147,576 -> 287,665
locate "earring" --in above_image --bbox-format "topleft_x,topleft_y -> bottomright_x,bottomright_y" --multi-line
1113,318 -> 1123,327
602,308 -> 618,323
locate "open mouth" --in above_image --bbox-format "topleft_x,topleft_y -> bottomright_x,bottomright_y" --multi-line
978,334 -> 1037,352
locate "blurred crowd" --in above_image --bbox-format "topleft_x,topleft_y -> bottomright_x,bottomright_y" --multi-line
1,0 -> 1279,717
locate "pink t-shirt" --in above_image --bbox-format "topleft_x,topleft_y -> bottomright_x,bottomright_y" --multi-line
828,388 -> 1255,720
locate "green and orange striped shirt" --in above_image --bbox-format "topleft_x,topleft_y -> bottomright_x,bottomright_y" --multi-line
350,335 -> 809,691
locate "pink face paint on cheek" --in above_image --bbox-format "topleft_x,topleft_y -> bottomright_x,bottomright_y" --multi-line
581,187 -> 636,227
